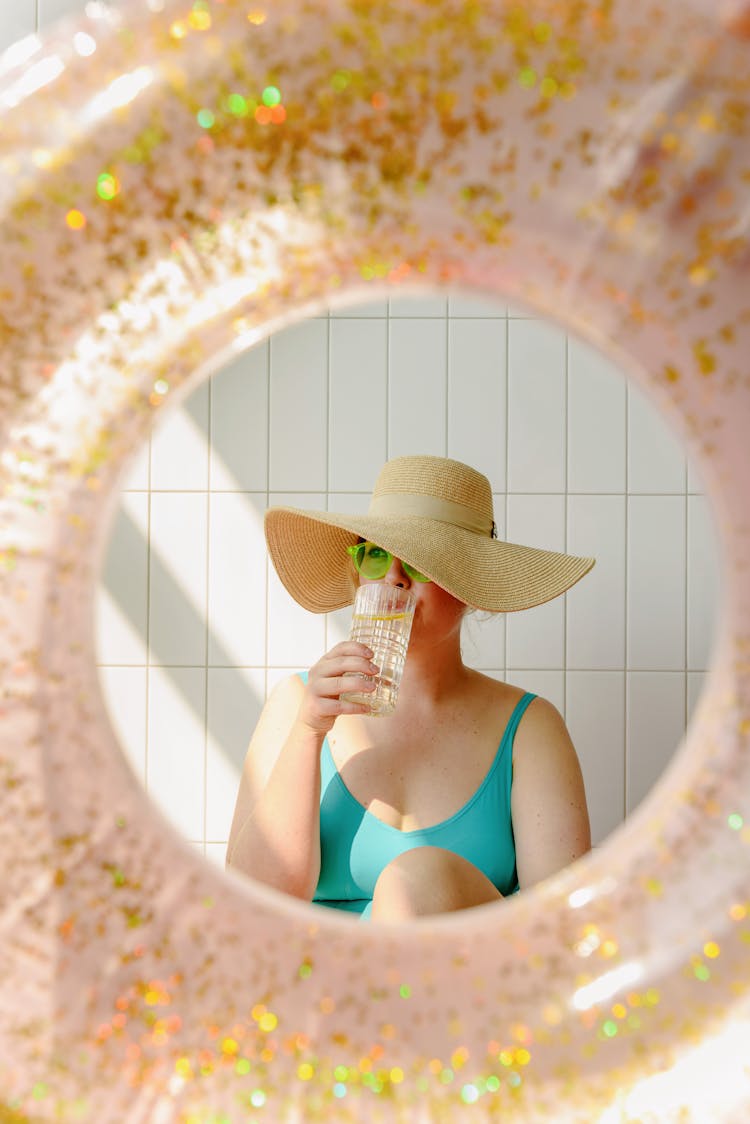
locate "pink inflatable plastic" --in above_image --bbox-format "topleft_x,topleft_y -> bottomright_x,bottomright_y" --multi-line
1,0 -> 750,1119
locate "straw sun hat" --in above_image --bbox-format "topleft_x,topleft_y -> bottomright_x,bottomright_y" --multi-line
264,455 -> 595,614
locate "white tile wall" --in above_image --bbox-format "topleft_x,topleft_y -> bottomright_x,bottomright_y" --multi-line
628,388 -> 686,493
149,493 -> 208,666
206,667 -> 266,842
94,298 -> 722,854
567,496 -> 626,669
507,320 -> 566,492
567,672 -> 626,846
329,319 -> 388,491
627,496 -> 686,670
207,493 -> 267,667
567,339 -> 626,493
448,318 -> 506,491
269,321 -> 328,492
26,0 -> 719,861
505,495 -> 566,670
97,491 -> 149,665
151,386 -> 209,491
210,345 -> 269,491
388,319 -> 447,458
147,667 -> 206,842
627,671 -> 687,814
687,495 -> 722,670
98,667 -> 148,783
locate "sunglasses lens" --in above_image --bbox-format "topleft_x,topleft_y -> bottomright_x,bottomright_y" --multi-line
359,542 -> 390,579
348,542 -> 431,583
403,562 -> 430,583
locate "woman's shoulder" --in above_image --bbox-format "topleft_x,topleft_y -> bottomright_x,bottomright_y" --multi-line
249,672 -> 306,747
464,672 -> 577,764
508,690 -> 577,768
467,669 -> 533,711
268,670 -> 307,696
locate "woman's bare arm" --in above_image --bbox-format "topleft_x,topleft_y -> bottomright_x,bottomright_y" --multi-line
510,697 -> 592,890
226,674 -> 324,900
226,642 -> 377,901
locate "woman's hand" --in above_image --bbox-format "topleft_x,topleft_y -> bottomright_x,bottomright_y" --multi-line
297,642 -> 379,735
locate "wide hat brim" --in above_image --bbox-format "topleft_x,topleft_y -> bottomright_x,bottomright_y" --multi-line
264,507 -> 595,614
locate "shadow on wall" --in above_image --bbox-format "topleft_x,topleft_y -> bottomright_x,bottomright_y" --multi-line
100,499 -> 263,780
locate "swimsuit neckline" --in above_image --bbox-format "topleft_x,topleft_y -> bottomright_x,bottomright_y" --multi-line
322,692 -> 533,836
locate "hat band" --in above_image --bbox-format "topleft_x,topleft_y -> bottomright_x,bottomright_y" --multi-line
368,492 -> 494,536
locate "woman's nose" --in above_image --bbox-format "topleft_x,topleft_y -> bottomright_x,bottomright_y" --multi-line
383,557 -> 410,587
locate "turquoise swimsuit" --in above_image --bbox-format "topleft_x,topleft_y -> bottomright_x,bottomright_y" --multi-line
299,672 -> 536,921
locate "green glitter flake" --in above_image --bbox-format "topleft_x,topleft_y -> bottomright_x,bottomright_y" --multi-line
197,108 -> 215,129
486,1075 -> 501,1092
399,984 -> 411,998
96,173 -> 119,201
262,85 -> 281,107
227,93 -> 249,116
729,813 -> 744,830
518,67 -> 537,88
602,1021 -> 618,1037
695,964 -> 711,981
334,1066 -> 348,1082
235,1058 -> 251,1076
331,69 -> 351,92
298,959 -> 313,979
32,1084 -> 48,1099
249,1090 -> 266,1107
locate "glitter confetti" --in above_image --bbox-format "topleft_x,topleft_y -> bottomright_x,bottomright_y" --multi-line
1,1 -> 750,1122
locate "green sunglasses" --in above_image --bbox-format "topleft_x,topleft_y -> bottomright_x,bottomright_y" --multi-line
346,541 -> 431,583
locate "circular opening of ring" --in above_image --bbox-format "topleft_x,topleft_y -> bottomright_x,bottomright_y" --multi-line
93,288 -> 722,928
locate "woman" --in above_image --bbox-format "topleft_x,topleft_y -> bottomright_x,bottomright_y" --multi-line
226,455 -> 594,923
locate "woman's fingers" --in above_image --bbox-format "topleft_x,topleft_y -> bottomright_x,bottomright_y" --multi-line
297,642 -> 382,731
310,645 -> 379,694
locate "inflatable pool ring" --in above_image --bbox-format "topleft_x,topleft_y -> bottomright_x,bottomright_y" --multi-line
1,0 -> 750,1119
